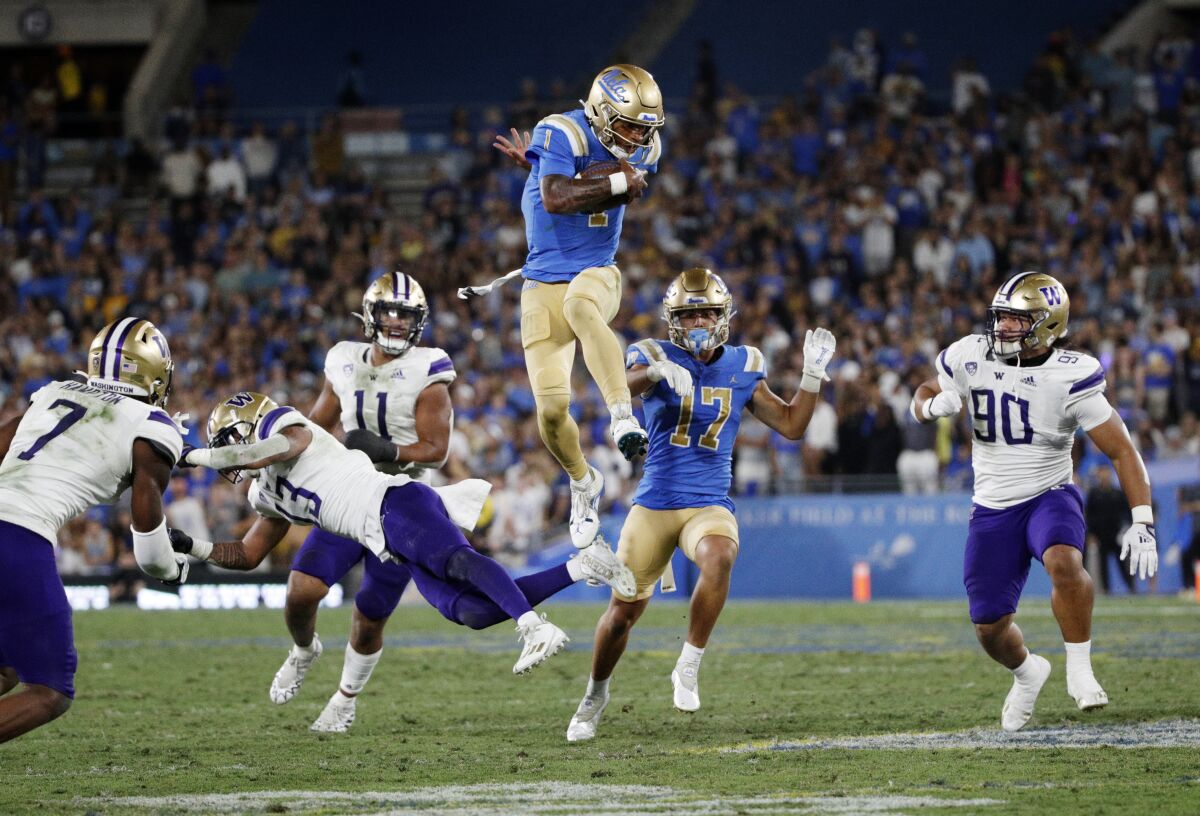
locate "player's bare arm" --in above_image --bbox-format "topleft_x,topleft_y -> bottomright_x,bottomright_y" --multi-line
540,164 -> 646,214
911,377 -> 962,423
204,515 -> 293,571
307,377 -> 341,432
747,380 -> 819,440
748,327 -> 836,438
1085,411 -> 1152,510
626,364 -> 658,397
130,438 -> 187,582
393,383 -> 452,467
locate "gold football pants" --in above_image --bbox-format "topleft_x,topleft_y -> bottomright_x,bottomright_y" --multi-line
520,265 -> 630,481
615,504 -> 740,601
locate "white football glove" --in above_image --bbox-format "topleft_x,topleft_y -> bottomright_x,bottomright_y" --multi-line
1120,522 -> 1158,580
924,390 -> 963,419
801,328 -> 836,391
645,360 -> 694,399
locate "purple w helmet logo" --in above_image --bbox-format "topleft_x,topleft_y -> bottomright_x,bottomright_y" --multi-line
1038,285 -> 1063,306
226,392 -> 255,408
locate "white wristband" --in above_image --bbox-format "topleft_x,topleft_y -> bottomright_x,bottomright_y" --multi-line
608,171 -> 628,196
799,372 -> 823,393
131,518 -> 181,580
921,398 -> 934,421
191,538 -> 214,561
1131,505 -> 1154,525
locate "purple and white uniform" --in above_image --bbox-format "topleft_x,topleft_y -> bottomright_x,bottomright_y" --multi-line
244,408 -> 490,621
290,341 -> 456,617
936,336 -> 1112,623
0,380 -> 183,697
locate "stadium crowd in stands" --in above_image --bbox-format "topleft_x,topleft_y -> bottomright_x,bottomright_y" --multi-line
0,28 -> 1197,582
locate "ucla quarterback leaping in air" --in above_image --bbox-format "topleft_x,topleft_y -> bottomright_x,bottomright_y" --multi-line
479,64 -> 666,552
565,268 -> 837,742
0,318 -> 187,742
911,271 -> 1157,732
170,391 -> 636,694
267,271 -> 455,732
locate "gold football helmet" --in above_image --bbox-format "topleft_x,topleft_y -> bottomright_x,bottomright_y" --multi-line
986,271 -> 1070,359
583,64 -> 665,160
663,268 -> 735,355
86,317 -> 174,407
355,269 -> 428,355
207,391 -> 279,483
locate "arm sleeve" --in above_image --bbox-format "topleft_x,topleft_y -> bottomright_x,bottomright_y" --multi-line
935,340 -> 969,397
1066,390 -> 1113,432
526,123 -> 577,178
426,352 -> 457,387
136,409 -> 185,467
256,406 -> 306,441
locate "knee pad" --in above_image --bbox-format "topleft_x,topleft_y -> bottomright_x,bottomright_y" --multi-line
562,293 -> 602,327
534,391 -> 572,428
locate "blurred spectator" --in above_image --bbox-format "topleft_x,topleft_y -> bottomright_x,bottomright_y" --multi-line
192,48 -> 231,113
1084,467 -> 1133,594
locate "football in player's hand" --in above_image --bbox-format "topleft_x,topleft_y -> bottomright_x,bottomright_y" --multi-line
580,160 -> 636,211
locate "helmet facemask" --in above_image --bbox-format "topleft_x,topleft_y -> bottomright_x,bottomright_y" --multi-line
666,305 -> 732,356
367,301 -> 427,356
985,306 -> 1047,359
595,104 -> 657,160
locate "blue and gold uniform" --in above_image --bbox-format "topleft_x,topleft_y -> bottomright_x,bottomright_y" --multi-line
618,337 -> 766,600
521,108 -> 661,282
515,64 -> 666,509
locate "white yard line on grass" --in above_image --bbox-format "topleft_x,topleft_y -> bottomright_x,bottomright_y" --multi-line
73,783 -> 1004,815
719,718 -> 1200,753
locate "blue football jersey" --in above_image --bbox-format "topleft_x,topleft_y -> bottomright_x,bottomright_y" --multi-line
627,340 -> 766,511
521,109 -> 662,283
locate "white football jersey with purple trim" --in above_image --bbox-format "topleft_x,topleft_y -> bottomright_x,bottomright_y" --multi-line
0,380 -> 183,544
323,341 -> 455,480
245,406 -> 486,560
936,335 -> 1111,509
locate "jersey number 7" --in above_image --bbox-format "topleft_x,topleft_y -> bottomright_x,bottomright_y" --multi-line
17,399 -> 87,461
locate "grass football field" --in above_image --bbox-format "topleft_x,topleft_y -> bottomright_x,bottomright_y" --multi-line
3,597 -> 1199,815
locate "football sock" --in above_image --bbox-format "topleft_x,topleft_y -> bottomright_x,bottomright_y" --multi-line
586,676 -> 610,698
532,392 -> 588,481
451,565 -> 574,629
294,639 -> 318,656
338,644 -> 381,698
445,547 -> 534,623
1012,652 -> 1039,681
1064,640 -> 1093,675
516,611 -> 541,631
679,641 -> 705,666
562,291 -> 631,408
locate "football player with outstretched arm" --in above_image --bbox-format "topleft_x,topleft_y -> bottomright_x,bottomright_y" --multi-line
911,271 -> 1157,732
264,271 -> 462,732
0,319 -> 187,743
170,392 -> 636,697
565,268 -> 837,741
481,65 -> 665,554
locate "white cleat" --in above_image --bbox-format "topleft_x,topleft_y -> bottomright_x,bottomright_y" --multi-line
568,465 -> 603,549
575,537 -> 637,598
1067,672 -> 1109,711
611,415 -> 648,461
269,635 -> 323,705
310,692 -> 357,733
671,662 -> 701,712
566,692 -> 610,742
513,614 -> 569,674
1001,653 -> 1051,732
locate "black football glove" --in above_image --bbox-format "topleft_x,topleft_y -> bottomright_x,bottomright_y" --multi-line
168,527 -> 194,556
344,428 -> 400,464
176,445 -> 198,469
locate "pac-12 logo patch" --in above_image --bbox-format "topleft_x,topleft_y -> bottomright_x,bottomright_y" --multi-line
965,362 -> 977,375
